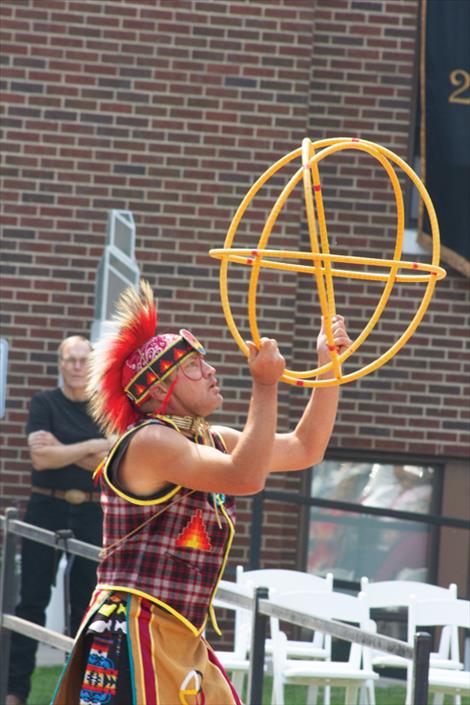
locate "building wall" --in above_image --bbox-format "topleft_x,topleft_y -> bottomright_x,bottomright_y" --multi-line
1,1 -> 469,585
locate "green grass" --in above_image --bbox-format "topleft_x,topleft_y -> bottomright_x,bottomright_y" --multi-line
29,666 -> 469,705
28,666 -> 63,705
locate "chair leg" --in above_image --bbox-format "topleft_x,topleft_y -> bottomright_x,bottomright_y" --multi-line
229,671 -> 245,695
405,664 -> 413,705
345,685 -> 359,704
323,684 -> 331,705
271,673 -> 285,705
364,679 -> 376,705
306,683 -> 319,704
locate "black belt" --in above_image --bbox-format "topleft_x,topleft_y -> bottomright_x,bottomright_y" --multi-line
32,486 -> 101,505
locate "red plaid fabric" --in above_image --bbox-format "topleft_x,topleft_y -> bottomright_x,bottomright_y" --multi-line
96,419 -> 236,634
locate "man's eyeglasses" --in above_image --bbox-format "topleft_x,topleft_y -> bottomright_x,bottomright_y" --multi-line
179,354 -> 210,381
60,357 -> 89,367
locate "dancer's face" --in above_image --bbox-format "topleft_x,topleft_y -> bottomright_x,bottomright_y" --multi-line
165,353 -> 223,417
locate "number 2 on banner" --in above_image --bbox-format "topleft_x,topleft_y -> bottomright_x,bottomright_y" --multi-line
448,69 -> 470,105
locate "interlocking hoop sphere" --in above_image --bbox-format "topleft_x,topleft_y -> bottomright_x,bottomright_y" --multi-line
209,137 -> 446,387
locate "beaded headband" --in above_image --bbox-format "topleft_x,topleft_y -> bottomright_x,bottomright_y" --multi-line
124,329 -> 206,404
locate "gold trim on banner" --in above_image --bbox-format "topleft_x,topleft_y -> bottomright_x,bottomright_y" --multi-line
418,0 -> 427,238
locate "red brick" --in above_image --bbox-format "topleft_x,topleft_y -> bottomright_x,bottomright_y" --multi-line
1,0 -> 468,578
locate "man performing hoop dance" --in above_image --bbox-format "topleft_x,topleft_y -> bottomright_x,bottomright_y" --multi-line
51,280 -> 350,705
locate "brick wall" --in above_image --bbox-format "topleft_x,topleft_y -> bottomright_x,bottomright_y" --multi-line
1,0 -> 469,583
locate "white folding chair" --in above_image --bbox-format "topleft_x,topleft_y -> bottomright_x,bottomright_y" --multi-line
408,598 -> 470,705
361,578 -> 460,667
237,567 -> 334,662
212,579 -> 253,693
361,578 -> 462,705
214,568 -> 334,696
269,590 -> 378,705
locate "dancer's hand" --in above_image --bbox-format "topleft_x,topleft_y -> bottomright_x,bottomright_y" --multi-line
317,315 -> 351,366
246,337 -> 285,385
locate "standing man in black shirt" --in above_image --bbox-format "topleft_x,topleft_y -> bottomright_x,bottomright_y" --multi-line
6,336 -> 114,705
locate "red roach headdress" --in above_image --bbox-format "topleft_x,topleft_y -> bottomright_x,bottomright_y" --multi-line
88,280 -> 205,436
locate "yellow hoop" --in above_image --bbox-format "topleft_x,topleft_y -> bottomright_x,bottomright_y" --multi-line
209,137 -> 446,387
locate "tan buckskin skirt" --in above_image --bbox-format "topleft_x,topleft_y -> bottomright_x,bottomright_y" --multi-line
51,589 -> 242,705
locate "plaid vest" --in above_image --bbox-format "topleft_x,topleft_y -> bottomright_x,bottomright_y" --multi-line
96,418 -> 236,636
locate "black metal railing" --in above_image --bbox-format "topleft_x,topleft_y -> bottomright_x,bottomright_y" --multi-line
1,508 -> 431,705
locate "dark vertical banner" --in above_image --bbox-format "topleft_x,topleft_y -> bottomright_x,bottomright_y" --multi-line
419,0 -> 470,277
